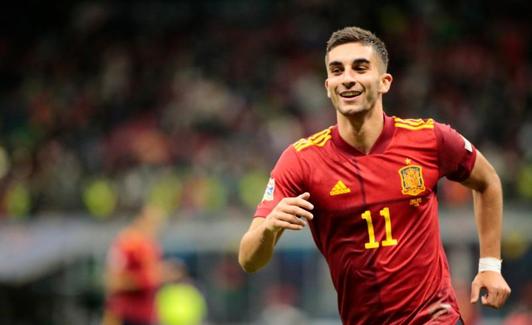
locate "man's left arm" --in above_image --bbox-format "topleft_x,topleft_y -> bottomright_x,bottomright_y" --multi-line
461,150 -> 511,309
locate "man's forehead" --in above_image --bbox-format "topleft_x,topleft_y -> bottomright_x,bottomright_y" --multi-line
327,42 -> 376,64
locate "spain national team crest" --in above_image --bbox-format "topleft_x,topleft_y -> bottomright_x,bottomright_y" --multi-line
399,163 -> 426,196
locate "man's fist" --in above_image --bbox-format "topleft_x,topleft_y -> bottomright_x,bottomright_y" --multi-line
470,271 -> 511,309
264,192 -> 314,233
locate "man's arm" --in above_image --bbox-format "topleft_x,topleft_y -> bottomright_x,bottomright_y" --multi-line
238,193 -> 313,273
461,151 -> 511,309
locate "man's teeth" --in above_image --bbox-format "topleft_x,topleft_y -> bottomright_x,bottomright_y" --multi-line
340,91 -> 361,97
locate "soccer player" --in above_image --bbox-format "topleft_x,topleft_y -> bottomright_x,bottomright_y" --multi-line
238,26 -> 511,324
103,205 -> 180,325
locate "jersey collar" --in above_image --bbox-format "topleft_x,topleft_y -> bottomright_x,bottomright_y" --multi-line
331,113 -> 394,156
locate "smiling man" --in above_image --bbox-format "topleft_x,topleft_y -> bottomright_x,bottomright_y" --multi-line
238,26 -> 511,324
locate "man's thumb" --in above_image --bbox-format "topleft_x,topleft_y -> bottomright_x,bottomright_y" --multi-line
470,282 -> 480,303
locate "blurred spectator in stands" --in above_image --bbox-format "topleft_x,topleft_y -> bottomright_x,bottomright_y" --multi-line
0,1 -> 530,217
102,205 -> 182,325
258,283 -> 307,325
207,253 -> 247,323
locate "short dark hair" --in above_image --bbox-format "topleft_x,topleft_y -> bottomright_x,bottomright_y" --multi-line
326,26 -> 389,70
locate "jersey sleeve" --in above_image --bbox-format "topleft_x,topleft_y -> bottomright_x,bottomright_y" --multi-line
434,122 -> 477,182
254,146 -> 306,218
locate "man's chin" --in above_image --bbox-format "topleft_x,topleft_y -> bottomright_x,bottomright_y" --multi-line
336,105 -> 368,116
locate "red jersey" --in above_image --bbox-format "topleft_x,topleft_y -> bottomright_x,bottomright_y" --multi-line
255,114 -> 477,325
106,229 -> 162,324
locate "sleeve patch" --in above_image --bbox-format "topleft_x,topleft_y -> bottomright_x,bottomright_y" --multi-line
262,178 -> 275,201
462,136 -> 473,152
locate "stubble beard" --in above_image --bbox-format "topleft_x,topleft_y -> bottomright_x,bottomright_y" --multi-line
333,96 -> 372,118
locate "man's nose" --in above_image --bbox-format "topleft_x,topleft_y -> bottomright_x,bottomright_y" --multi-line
342,70 -> 356,88
343,81 -> 356,89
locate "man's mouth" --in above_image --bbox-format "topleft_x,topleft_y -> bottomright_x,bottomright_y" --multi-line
339,90 -> 362,98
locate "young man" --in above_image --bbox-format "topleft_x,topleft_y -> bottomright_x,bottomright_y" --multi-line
239,26 -> 511,324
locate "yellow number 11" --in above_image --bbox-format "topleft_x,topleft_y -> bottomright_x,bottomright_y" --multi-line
361,207 -> 398,249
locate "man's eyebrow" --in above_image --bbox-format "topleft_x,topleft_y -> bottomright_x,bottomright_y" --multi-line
328,58 -> 371,68
328,61 -> 343,68
352,58 -> 370,65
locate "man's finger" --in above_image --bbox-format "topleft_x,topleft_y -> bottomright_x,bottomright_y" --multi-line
283,205 -> 314,221
431,308 -> 449,320
502,288 -> 511,304
481,290 -> 499,309
480,294 -> 487,305
492,288 -> 508,309
481,294 -> 494,308
294,193 -> 314,210
297,192 -> 310,200
277,212 -> 307,227
274,220 -> 304,231
297,192 -> 314,210
429,302 -> 451,319
470,282 -> 481,303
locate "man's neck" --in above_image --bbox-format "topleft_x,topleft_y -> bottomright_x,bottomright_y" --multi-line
337,107 -> 384,154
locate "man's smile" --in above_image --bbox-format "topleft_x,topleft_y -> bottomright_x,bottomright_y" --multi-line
339,90 -> 362,98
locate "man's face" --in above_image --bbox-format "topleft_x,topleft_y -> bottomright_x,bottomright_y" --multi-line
325,42 -> 392,117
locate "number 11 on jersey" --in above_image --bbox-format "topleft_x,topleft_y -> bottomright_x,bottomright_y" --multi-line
361,207 -> 398,249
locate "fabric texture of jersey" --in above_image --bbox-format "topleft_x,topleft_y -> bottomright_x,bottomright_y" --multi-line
105,229 -> 162,324
255,114 -> 477,325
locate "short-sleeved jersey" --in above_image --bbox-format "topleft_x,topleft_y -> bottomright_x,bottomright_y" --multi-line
255,114 -> 477,325
106,229 -> 162,323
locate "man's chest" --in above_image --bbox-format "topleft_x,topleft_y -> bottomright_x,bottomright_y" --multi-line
307,149 -> 440,214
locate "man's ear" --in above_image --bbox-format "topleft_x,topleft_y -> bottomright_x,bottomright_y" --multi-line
380,73 -> 393,94
325,80 -> 331,98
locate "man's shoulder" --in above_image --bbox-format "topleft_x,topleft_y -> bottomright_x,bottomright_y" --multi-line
273,126 -> 336,170
392,116 -> 437,131
289,126 -> 335,153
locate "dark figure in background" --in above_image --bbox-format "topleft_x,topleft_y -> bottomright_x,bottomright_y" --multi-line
102,206 -> 182,325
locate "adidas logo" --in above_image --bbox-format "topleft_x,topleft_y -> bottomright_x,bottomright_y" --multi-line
330,180 -> 351,196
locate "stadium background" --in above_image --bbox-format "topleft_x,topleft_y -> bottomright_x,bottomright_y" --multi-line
0,0 -> 530,324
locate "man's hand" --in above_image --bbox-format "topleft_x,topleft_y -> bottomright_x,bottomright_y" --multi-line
238,192 -> 314,272
470,271 -> 511,309
264,192 -> 314,234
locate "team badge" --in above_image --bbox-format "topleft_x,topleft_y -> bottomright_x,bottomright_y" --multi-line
399,162 -> 426,196
262,177 -> 275,201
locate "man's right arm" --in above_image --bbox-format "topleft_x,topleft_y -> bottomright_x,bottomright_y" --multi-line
238,193 -> 313,273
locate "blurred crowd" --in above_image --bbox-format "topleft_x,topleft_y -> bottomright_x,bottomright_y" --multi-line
0,0 -> 531,219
